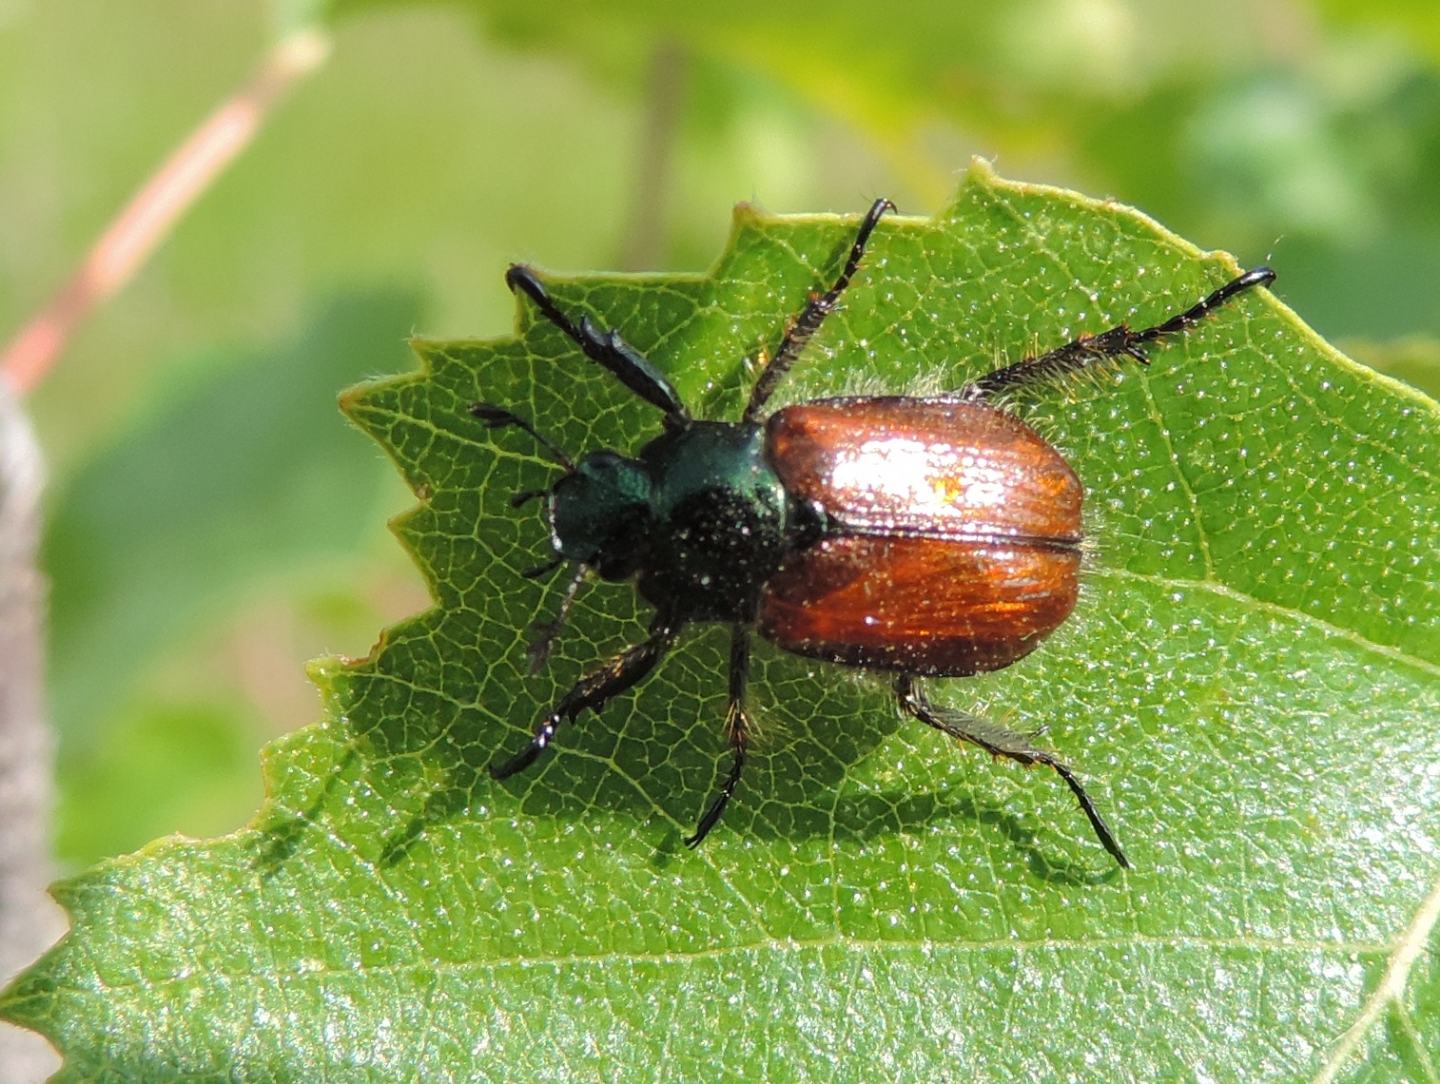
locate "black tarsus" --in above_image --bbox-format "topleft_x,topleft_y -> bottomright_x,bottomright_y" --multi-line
1132,266 -> 1277,345
960,266 -> 1276,401
505,264 -> 690,422
489,613 -> 679,780
520,556 -> 563,580
685,625 -> 752,847
743,197 -> 897,421
469,402 -> 575,471
894,674 -> 1130,868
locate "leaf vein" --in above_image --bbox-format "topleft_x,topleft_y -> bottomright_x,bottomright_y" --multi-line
1309,873 -> 1440,1084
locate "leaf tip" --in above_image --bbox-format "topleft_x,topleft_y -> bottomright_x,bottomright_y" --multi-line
964,155 -> 1000,186
305,653 -> 350,691
335,381 -> 369,418
731,200 -> 767,231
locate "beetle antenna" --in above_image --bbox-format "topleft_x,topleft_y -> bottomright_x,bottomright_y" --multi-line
469,402 -> 575,472
527,564 -> 588,674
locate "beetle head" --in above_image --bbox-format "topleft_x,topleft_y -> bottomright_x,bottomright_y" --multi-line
548,450 -> 653,580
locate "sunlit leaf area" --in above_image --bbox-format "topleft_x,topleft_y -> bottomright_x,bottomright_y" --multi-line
1,1 -> 1437,1079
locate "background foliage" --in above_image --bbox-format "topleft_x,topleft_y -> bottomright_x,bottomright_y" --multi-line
1,0 -> 1438,1078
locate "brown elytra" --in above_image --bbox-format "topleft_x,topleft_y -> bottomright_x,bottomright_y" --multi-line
759,397 -> 1082,675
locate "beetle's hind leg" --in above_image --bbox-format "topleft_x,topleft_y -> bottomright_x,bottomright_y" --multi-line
490,613 -> 679,780
894,675 -> 1129,868
959,266 -> 1275,401
685,625 -> 752,847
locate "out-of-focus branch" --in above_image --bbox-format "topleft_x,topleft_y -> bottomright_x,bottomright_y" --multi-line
0,384 -> 59,1083
621,40 -> 687,271
0,27 -> 332,396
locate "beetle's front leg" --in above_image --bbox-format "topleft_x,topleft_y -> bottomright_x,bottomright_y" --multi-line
505,265 -> 689,421
895,675 -> 1129,868
490,613 -> 680,779
685,625 -> 752,847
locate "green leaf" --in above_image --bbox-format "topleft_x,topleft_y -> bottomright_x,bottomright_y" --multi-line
6,164 -> 1440,1080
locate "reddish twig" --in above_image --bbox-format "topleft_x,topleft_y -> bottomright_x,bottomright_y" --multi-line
1,27 -> 332,395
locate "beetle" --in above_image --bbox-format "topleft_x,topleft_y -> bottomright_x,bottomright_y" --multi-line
471,198 -> 1275,867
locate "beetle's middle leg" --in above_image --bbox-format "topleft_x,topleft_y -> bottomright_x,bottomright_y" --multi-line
685,625 -> 752,847
894,675 -> 1129,868
958,266 -> 1275,401
490,613 -> 680,780
744,197 -> 896,421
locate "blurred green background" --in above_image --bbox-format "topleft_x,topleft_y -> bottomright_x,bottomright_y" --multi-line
3,0 -> 1437,868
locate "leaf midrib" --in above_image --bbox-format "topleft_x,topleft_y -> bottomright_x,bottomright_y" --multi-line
1100,568 -> 1440,679
0,932 -> 1393,1002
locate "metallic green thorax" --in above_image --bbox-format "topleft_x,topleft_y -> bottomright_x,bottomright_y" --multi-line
547,421 -> 791,621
